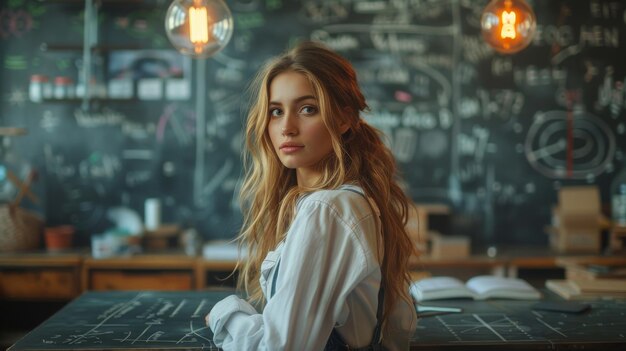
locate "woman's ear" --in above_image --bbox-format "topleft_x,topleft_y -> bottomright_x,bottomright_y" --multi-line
339,123 -> 350,135
339,106 -> 353,135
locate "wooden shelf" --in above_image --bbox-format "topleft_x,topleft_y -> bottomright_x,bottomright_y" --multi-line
555,255 -> 626,267
2,248 -> 623,301
83,254 -> 197,269
0,252 -> 82,267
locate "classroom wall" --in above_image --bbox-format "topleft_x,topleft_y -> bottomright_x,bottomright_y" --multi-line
1,0 -> 625,247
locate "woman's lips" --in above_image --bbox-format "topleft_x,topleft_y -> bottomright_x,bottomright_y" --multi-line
280,145 -> 304,154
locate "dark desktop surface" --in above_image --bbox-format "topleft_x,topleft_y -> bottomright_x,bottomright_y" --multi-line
412,296 -> 625,350
7,290 -> 626,351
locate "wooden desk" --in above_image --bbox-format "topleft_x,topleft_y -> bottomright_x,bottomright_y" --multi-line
411,246 -> 625,279
8,291 -> 626,350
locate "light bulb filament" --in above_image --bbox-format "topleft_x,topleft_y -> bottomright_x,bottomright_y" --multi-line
189,6 -> 209,44
500,10 -> 517,39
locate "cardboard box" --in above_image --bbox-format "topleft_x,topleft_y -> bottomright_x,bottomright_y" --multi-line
430,232 -> 470,259
558,186 -> 601,215
406,203 -> 450,255
552,207 -> 605,228
546,225 -> 601,253
548,186 -> 607,253
610,225 -> 626,253
143,224 -> 180,250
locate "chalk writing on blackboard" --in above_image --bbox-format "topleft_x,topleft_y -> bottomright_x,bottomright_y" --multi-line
1,0 -> 625,245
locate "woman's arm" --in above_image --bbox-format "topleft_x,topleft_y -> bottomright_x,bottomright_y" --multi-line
208,197 -> 375,350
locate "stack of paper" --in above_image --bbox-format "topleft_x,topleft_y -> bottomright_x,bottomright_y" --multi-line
565,264 -> 626,280
546,279 -> 626,300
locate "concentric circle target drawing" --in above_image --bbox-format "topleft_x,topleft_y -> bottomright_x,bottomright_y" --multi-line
525,110 -> 616,179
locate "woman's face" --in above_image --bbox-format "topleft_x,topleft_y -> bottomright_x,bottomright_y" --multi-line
267,70 -> 334,187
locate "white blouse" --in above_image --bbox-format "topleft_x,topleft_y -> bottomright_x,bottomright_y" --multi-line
208,185 -> 417,350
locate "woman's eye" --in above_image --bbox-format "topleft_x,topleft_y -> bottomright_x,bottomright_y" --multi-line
300,105 -> 318,115
269,108 -> 283,117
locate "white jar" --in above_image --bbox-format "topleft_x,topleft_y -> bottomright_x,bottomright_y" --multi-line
29,74 -> 48,102
53,76 -> 73,99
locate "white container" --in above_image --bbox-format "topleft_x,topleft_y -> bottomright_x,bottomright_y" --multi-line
53,76 -> 74,99
137,78 -> 163,100
91,234 -> 118,259
144,198 -> 161,231
108,78 -> 134,99
29,74 -> 48,102
165,78 -> 190,100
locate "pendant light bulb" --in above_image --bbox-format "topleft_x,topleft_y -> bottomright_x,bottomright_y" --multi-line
481,0 -> 536,54
165,0 -> 233,59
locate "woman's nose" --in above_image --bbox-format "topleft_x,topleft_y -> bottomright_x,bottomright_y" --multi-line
281,115 -> 298,136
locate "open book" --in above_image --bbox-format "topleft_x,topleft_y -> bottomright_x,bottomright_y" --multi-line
410,275 -> 541,301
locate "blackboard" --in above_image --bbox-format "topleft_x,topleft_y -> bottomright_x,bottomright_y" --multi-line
1,0 -> 625,246
8,291 -> 626,350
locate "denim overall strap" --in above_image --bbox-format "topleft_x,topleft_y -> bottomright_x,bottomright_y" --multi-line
371,286 -> 385,345
270,260 -> 281,298
324,285 -> 385,351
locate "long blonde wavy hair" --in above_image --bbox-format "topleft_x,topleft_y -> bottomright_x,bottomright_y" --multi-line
237,41 -> 415,328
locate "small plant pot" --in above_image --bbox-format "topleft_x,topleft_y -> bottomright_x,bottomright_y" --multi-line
44,226 -> 75,251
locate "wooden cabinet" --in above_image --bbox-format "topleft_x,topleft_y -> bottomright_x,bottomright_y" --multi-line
197,259 -> 239,289
90,270 -> 193,290
0,253 -> 82,300
82,254 -> 198,291
0,252 -> 240,299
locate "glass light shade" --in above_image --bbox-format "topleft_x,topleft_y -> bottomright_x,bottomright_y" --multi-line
481,0 -> 536,54
165,0 -> 234,59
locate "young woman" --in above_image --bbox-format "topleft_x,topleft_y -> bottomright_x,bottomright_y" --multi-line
207,41 -> 417,350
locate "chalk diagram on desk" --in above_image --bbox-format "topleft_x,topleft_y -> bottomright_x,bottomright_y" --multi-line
27,292 -> 223,350
431,312 -> 626,343
524,109 -> 615,180
414,301 -> 626,344
429,313 -> 555,343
